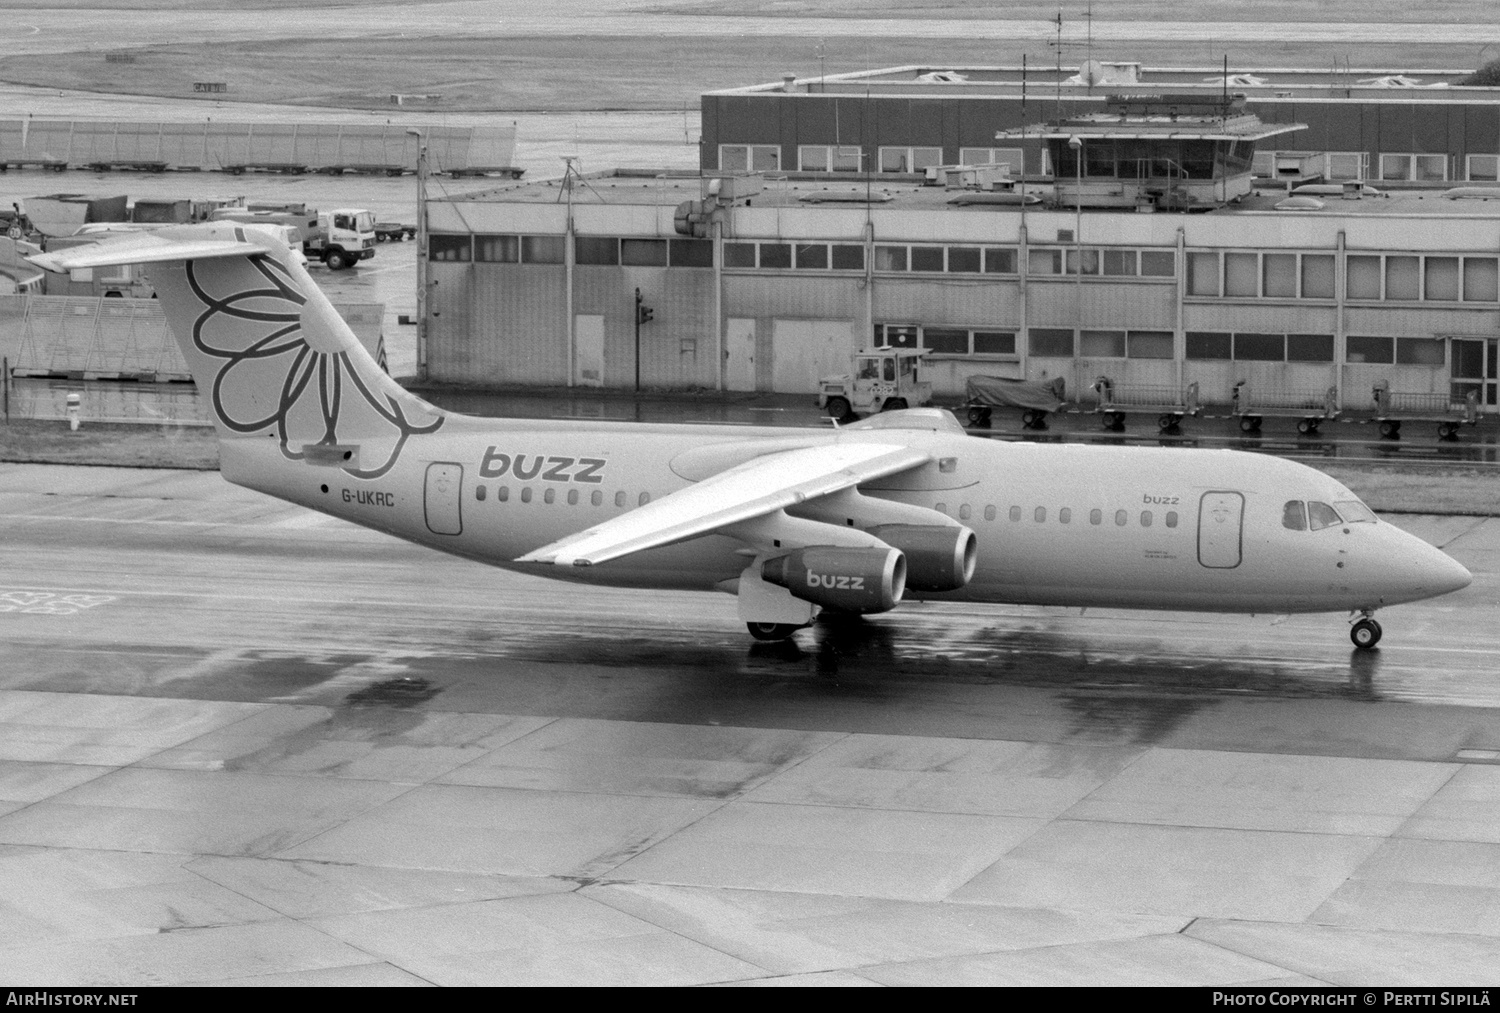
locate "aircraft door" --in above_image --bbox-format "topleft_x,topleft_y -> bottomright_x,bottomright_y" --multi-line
1197,491 -> 1244,568
424,462 -> 463,536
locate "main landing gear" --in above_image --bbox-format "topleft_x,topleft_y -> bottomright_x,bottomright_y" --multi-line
1350,611 -> 1383,650
746,621 -> 804,642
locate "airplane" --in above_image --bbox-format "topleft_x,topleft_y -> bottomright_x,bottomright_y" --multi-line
29,223 -> 1473,650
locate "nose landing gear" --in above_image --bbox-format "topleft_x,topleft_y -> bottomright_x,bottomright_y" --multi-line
1350,611 -> 1383,650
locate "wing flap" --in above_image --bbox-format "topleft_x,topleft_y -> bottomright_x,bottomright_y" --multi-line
517,442 -> 930,567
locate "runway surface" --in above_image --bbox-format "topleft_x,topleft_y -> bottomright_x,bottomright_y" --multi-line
0,462 -> 1498,985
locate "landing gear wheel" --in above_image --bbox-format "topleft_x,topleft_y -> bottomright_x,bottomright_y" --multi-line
747,622 -> 801,642
825,396 -> 852,422
1350,618 -> 1383,650
881,397 -> 908,412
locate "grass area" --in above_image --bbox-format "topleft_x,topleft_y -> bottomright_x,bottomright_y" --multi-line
0,419 -> 218,470
654,0 -> 1494,24
1,35 -> 1483,113
1311,462 -> 1500,516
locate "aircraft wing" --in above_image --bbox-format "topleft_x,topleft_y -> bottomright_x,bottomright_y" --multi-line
516,442 -> 930,567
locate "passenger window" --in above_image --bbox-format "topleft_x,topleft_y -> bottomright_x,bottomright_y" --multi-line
591,491 -> 603,506
475,485 -> 487,502
936,502 -> 947,514
544,488 -> 556,504
1336,500 -> 1377,524
639,492 -> 651,506
1282,500 -> 1307,531
959,504 -> 971,520
1141,510 -> 1152,527
1165,511 -> 1177,528
521,487 -> 532,503
1034,506 -> 1046,522
1308,501 -> 1342,530
498,486 -> 509,502
1010,506 -> 1022,521
1059,507 -> 1071,524
1090,508 -> 1102,525
1115,509 -> 1128,526
615,491 -> 626,507
984,505 -> 996,521
567,489 -> 579,505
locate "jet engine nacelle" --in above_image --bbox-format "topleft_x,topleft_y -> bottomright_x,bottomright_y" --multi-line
761,546 -> 906,614
867,524 -> 977,592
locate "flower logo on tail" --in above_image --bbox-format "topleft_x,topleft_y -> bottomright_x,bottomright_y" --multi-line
185,254 -> 443,478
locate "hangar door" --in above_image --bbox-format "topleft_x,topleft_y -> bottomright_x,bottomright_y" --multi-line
1197,491 -> 1244,568
424,462 -> 464,536
771,318 -> 852,394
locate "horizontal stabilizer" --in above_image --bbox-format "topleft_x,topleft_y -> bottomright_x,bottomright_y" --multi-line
517,442 -> 930,567
28,233 -> 264,273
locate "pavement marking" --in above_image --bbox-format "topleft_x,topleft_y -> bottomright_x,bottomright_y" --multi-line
0,590 -> 116,615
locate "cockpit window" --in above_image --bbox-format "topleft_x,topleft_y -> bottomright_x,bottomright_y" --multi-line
1282,500 -> 1307,531
1335,500 -> 1378,524
1308,501 -> 1342,530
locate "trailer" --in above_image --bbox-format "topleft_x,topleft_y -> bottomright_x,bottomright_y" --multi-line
961,374 -> 1067,428
374,222 -> 416,242
1371,380 -> 1480,439
1231,381 -> 1340,434
1091,376 -> 1200,430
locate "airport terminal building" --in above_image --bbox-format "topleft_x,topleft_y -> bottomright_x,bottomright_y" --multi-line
421,68 -> 1500,414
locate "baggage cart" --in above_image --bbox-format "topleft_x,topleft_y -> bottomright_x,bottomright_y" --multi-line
1371,380 -> 1480,439
1231,381 -> 1340,434
1091,376 -> 1200,430
961,375 -> 1067,428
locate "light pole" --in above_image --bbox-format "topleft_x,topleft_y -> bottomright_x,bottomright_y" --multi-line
406,128 -> 429,382
1069,134 -> 1083,392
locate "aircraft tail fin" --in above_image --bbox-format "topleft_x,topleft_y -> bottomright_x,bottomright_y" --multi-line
30,223 -> 444,478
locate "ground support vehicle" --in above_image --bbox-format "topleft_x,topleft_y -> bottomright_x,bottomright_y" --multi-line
1371,380 -> 1480,439
1092,376 -> 1201,431
1232,381 -> 1340,434
817,348 -> 932,421
961,375 -> 1067,428
374,222 -> 417,242
209,203 -> 375,269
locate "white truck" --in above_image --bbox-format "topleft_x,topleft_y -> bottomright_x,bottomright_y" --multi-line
816,347 -> 933,421
209,203 -> 376,270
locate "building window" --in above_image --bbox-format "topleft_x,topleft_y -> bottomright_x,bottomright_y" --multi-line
879,146 -> 943,173
1262,254 -> 1298,298
794,243 -> 829,269
1188,252 -> 1220,295
1029,328 -> 1074,357
1468,155 -> 1500,182
1103,249 -> 1137,276
973,331 -> 1017,355
1326,152 -> 1369,180
1415,154 -> 1448,181
1346,335 -> 1395,364
1286,334 -> 1334,362
621,239 -> 668,267
1301,255 -> 1336,299
720,144 -> 779,171
1127,331 -> 1174,359
959,147 -> 1023,173
911,247 -> 945,272
1464,257 -> 1499,301
832,245 -> 865,270
922,328 -> 969,354
1347,256 -> 1382,299
1386,256 -> 1421,300
1397,338 -> 1446,365
574,236 -> 618,265
669,239 -> 713,267
759,243 -> 791,269
723,242 -> 756,268
1080,330 -> 1126,358
1379,154 -> 1413,181
947,247 -> 982,273
984,248 -> 1018,274
1065,249 -> 1101,275
798,145 -> 862,171
475,234 -> 519,263
521,235 -> 565,264
1186,331 -> 1232,360
1028,249 -> 1064,275
874,245 -> 908,271
429,234 -> 472,262
1140,251 -> 1176,277
1224,253 -> 1259,296
1425,257 -> 1460,301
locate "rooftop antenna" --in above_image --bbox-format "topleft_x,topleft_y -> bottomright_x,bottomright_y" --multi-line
1054,7 -> 1064,120
817,37 -> 827,92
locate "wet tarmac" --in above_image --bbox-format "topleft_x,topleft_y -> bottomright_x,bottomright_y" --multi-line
0,463 -> 1498,984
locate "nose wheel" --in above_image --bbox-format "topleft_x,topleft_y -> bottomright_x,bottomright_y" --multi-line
1350,614 -> 1383,650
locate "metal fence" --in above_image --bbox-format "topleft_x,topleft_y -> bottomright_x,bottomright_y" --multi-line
3,375 -> 211,426
0,119 -> 517,173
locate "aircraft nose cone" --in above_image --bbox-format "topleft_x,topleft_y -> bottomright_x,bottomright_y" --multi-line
1433,552 -> 1473,596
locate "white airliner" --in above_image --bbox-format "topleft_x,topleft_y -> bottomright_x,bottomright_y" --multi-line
30,224 -> 1472,649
